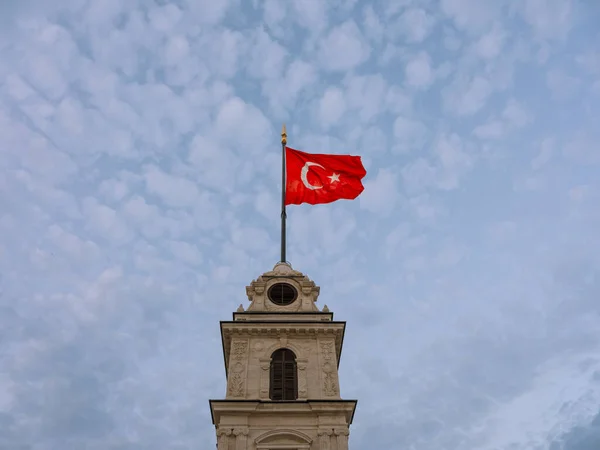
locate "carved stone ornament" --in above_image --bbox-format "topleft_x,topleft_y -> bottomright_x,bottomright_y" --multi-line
227,341 -> 248,397
216,428 -> 233,450
262,262 -> 304,277
320,341 -> 338,396
259,358 -> 270,398
297,359 -> 308,398
334,427 -> 350,448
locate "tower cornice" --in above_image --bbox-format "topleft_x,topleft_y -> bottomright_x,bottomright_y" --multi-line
209,399 -> 358,426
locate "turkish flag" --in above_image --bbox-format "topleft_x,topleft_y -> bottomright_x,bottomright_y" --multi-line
285,147 -> 367,206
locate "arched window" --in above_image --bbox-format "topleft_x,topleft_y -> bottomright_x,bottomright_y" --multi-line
269,348 -> 298,400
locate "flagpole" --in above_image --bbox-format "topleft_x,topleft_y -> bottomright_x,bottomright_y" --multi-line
280,124 -> 287,263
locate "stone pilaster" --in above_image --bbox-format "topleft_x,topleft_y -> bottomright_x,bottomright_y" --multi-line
227,340 -> 249,398
334,427 -> 350,450
297,358 -> 308,399
233,427 -> 249,450
259,358 -> 271,399
320,339 -> 339,397
216,428 -> 233,450
317,429 -> 334,450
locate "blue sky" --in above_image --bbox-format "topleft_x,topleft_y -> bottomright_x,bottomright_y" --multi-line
1,0 -> 599,449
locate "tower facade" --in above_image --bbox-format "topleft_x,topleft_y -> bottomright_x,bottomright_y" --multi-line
209,262 -> 357,449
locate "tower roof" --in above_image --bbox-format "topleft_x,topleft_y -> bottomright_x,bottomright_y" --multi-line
243,262 -> 322,313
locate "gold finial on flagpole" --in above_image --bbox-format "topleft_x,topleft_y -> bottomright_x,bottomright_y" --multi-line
281,123 -> 287,145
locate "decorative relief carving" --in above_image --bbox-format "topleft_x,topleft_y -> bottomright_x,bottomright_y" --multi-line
223,326 -> 343,340
227,341 -> 248,398
259,358 -> 270,398
320,341 -> 338,397
297,359 -> 308,398
301,343 -> 313,355
264,297 -> 302,312
253,340 -> 264,352
321,340 -> 334,360
262,263 -> 304,277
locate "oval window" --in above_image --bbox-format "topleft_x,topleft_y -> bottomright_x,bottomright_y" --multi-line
267,283 -> 298,306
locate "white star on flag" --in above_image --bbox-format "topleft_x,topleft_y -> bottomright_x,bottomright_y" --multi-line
328,173 -> 340,183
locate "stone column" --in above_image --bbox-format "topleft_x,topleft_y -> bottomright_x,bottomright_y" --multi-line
234,427 -> 249,450
333,428 -> 349,450
317,429 -> 333,450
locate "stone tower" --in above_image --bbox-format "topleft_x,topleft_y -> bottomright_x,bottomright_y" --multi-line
209,262 -> 357,449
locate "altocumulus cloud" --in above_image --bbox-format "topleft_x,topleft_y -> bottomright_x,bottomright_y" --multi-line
1,0 -> 600,449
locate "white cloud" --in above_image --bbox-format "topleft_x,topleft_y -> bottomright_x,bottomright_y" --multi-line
318,20 -> 371,72
246,28 -> 288,80
360,126 -> 388,155
440,0 -> 504,32
502,98 -> 531,127
473,120 -> 505,139
399,8 -> 435,43
392,116 -> 428,153
167,240 -> 203,265
402,158 -> 437,193
384,85 -> 413,114
546,69 -> 581,101
143,165 -> 200,208
405,51 -> 434,89
292,0 -> 329,32
359,168 -> 400,215
186,0 -> 234,25
199,28 -> 245,79
188,135 -> 239,193
362,5 -> 384,43
82,197 -> 132,243
98,178 -> 129,203
517,0 -> 573,41
563,131 -> 600,164
343,74 -> 388,122
213,96 -> 273,151
262,58 -> 318,115
445,75 -> 494,115
472,26 -> 506,59
434,133 -> 473,190
318,87 -> 347,128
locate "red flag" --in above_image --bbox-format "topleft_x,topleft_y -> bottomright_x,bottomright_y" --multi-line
285,147 -> 366,206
